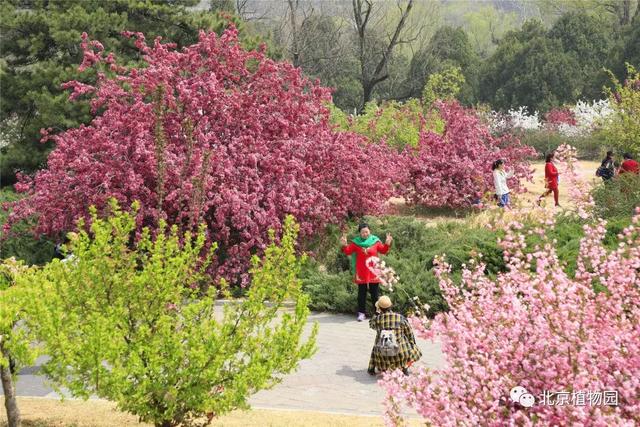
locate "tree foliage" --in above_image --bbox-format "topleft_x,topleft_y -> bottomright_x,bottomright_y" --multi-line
422,66 -> 466,108
460,3 -> 520,59
0,258 -> 41,427
0,0 -> 249,185
548,11 -> 613,100
0,188 -> 55,265
4,27 -> 399,285
478,16 -> 614,112
332,99 -> 424,150
602,64 -> 640,156
22,201 -> 316,427
407,26 -> 479,103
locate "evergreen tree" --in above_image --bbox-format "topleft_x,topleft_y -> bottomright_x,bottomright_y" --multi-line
0,0 -> 246,185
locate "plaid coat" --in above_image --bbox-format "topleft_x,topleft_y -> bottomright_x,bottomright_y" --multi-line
368,311 -> 422,372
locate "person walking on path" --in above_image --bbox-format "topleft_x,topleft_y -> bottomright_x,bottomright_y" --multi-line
537,152 -> 560,207
367,296 -> 422,376
492,159 -> 514,208
596,150 -> 616,181
340,223 -> 392,322
619,153 -> 639,175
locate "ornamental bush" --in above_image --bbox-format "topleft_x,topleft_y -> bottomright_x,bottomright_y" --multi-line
603,64 -> 640,157
22,201 -> 316,427
330,99 -> 442,151
402,101 -> 535,209
301,215 -> 505,316
517,129 -> 606,160
592,173 -> 640,220
4,27 -> 399,285
381,213 -> 640,426
301,213 -> 628,317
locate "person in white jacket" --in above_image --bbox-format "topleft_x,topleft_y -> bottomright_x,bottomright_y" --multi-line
492,159 -> 514,208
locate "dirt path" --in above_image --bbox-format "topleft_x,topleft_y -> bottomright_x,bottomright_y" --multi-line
388,160 -> 601,225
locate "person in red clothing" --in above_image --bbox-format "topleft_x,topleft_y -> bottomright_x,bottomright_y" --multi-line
537,152 -> 560,207
340,223 -> 393,321
619,153 -> 640,175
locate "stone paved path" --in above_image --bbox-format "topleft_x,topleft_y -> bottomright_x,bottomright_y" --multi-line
5,312 -> 444,417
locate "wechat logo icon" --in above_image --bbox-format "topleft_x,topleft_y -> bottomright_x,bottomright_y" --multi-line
510,386 -> 535,408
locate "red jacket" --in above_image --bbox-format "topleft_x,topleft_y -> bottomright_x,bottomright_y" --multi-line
620,159 -> 639,174
342,241 -> 390,284
545,162 -> 559,189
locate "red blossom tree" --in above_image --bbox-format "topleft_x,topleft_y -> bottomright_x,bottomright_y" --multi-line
4,28 -> 399,285
401,101 -> 535,208
544,107 -> 578,130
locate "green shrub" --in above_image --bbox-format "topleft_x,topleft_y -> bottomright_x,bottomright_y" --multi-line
0,188 -> 55,264
302,213 -> 631,317
519,129 -> 608,160
23,203 -> 316,427
592,173 -> 640,219
301,215 -> 504,317
602,64 -> 640,158
328,99 -> 444,150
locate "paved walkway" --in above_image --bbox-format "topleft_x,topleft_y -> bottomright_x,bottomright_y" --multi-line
6,312 -> 445,417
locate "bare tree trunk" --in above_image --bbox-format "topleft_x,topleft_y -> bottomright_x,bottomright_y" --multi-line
1,348 -> 21,427
288,0 -> 300,67
352,0 -> 415,111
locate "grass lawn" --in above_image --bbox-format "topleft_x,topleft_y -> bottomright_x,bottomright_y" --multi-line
0,397 -> 420,427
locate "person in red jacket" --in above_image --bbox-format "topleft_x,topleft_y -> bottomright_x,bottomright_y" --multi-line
619,153 -> 639,175
341,223 -> 392,321
537,152 -> 560,207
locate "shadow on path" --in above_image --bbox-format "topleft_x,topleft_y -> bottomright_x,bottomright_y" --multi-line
335,365 -> 378,385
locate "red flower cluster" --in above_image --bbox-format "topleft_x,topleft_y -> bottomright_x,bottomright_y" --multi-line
5,28 -> 398,285
401,101 -> 535,208
544,107 -> 578,130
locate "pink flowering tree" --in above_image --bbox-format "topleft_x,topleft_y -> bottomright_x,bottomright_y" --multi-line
380,203 -> 640,424
4,28 -> 399,284
554,144 -> 596,219
401,101 -> 535,208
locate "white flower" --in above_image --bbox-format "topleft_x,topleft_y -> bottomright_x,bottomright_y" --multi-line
508,107 -> 541,130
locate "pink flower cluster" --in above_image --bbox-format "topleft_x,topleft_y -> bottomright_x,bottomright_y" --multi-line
401,101 -> 535,208
554,144 -> 595,219
4,27 -> 399,285
380,205 -> 640,426
366,256 -> 399,292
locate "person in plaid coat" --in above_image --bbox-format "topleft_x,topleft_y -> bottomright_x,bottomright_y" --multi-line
368,296 -> 422,375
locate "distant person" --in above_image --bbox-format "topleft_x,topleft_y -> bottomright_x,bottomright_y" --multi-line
537,152 -> 560,207
340,223 -> 392,321
596,150 -> 615,181
54,232 -> 78,263
492,159 -> 514,208
619,153 -> 639,175
368,296 -> 422,376
54,234 -> 71,260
